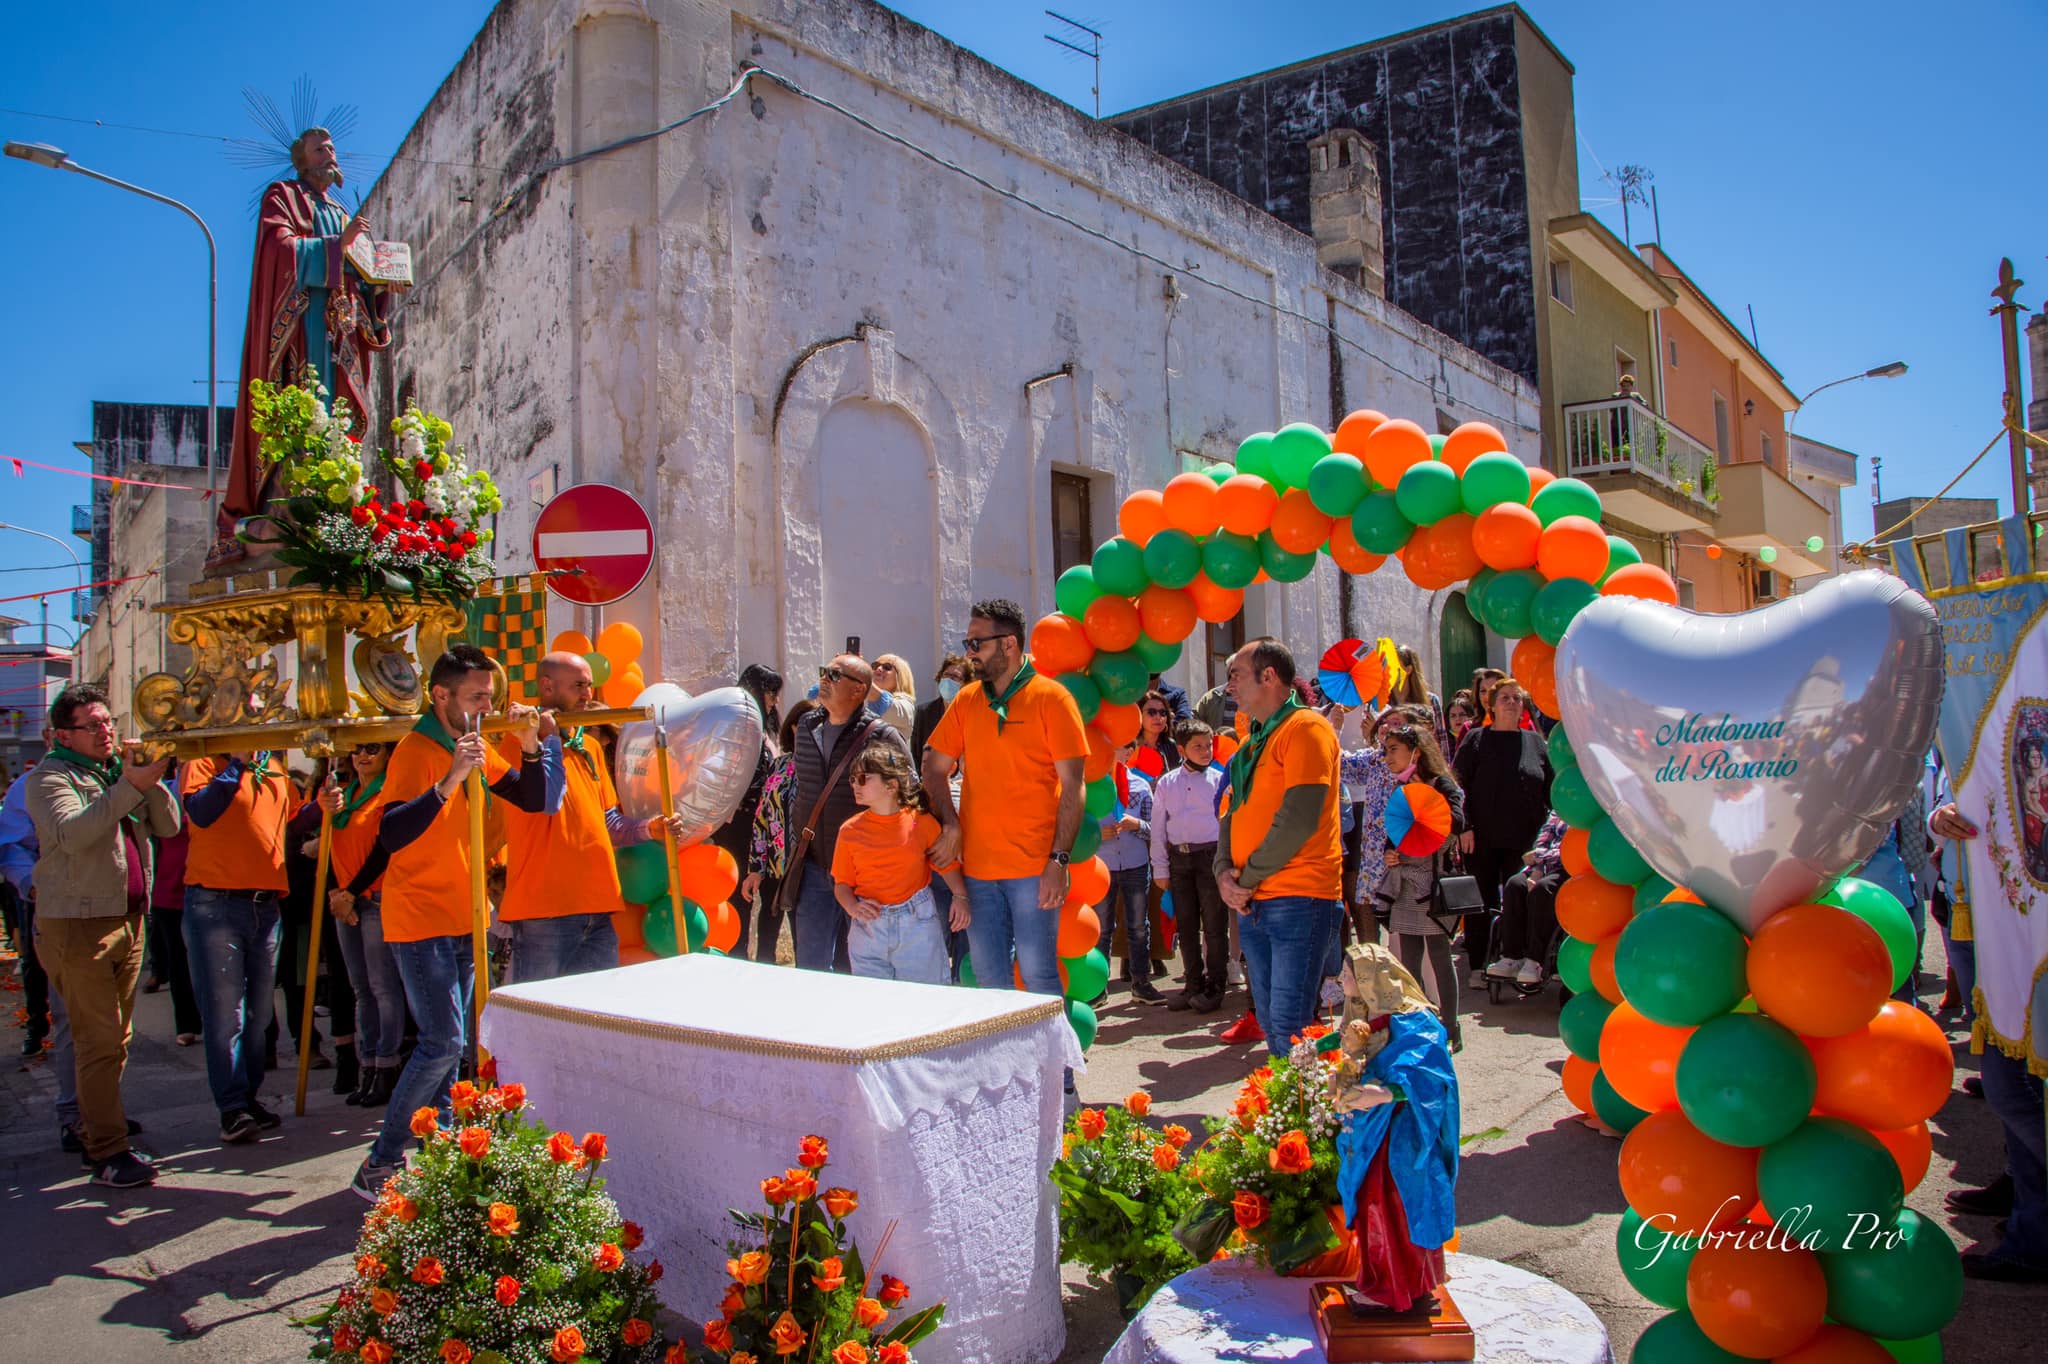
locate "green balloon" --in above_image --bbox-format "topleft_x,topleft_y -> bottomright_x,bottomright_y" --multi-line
1055,565 -> 1102,619
616,841 -> 670,904
643,894 -> 678,956
1876,1335 -> 1943,1364
1601,536 -> 1643,585
1818,878 -> 1917,991
1062,947 -> 1110,1002
1092,536 -> 1150,597
1556,936 -> 1595,994
1592,1068 -> 1649,1133
1089,649 -> 1150,706
1259,531 -> 1318,583
1143,529 -> 1202,589
1065,997 -> 1099,1050
584,651 -> 612,686
1818,1209 -> 1962,1342
1202,531 -> 1262,589
1206,463 -> 1235,487
1480,568 -> 1542,639
1550,765 -> 1605,830
1131,634 -> 1182,672
1631,874 -> 1677,915
1394,460 -> 1463,527
1532,476 -> 1604,526
1616,900 -> 1749,1027
1467,566 -> 1499,609
1616,1208 -> 1693,1308
1676,1013 -> 1816,1147
959,953 -> 980,988
1271,422 -> 1333,488
1532,577 -> 1600,646
682,898 -> 710,952
1350,492 -> 1415,554
1070,816 -> 1102,863
1559,991 -> 1613,1062
1546,723 -> 1578,773
1085,775 -> 1116,819
1632,1311 -> 1748,1364
1235,431 -> 1279,485
1759,1117 -> 1903,1252
1806,535 -> 1825,554
1459,452 -> 1531,515
1057,670 -> 1101,721
1307,452 -> 1370,517
1587,816 -> 1650,885
1428,434 -> 1449,458
1759,545 -> 1778,564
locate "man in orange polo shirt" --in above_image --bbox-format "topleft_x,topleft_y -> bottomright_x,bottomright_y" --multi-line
352,644 -> 561,1199
181,745 -> 305,1144
499,651 -> 682,983
924,598 -> 1088,1001
1215,638 -> 1344,1058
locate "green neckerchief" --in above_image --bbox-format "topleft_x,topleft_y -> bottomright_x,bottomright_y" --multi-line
560,725 -> 595,774
244,750 -> 276,791
50,744 -> 145,826
986,659 -> 1039,734
414,709 -> 459,753
331,773 -> 386,829
1228,694 -> 1305,799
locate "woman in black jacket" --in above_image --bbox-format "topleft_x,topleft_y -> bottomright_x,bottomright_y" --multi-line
1374,722 -> 1468,1049
1451,677 -> 1553,987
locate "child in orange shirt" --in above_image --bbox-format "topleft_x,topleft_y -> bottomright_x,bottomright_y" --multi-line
831,744 -> 967,984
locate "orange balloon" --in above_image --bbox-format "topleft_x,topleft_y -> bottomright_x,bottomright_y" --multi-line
1562,1055 -> 1598,1114
1747,903 -> 1892,1037
1332,408 -> 1387,457
1216,474 -> 1281,536
618,944 -> 658,966
1601,1001 -> 1696,1112
1772,1323 -> 1895,1364
552,630 -> 594,656
1362,417 -> 1433,489
1119,489 -> 1171,547
1663,887 -> 1705,905
1536,514 -> 1611,583
602,668 -> 643,708
1808,1001 -> 1956,1128
1601,563 -> 1681,606
1326,519 -> 1388,575
1439,421 -> 1509,476
1058,900 -> 1102,957
1556,873 -> 1635,942
1032,613 -> 1096,675
706,898 -> 743,954
675,842 -> 740,907
1068,854 -> 1112,907
1084,729 -> 1116,782
1269,488 -> 1335,554
597,621 -> 644,666
1163,472 -> 1223,537
1136,585 -> 1198,644
1212,732 -> 1240,763
1560,827 -> 1593,878
1471,501 -> 1543,570
1095,701 -> 1141,747
1686,1238 -> 1827,1359
1864,1120 -> 1934,1195
1422,512 -> 1484,581
613,906 -> 645,950
1618,1108 -> 1758,1233
1083,595 -> 1143,652
1184,574 -> 1246,623
1510,637 -> 1558,716
1589,930 -> 1623,1003
1525,467 -> 1556,502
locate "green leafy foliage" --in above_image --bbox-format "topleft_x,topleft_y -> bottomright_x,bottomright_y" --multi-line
1050,1095 -> 1200,1311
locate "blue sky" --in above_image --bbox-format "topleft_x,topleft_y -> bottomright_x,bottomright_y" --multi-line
2,0 -> 2043,649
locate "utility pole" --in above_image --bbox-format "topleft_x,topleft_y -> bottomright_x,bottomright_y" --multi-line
1045,11 -> 1102,118
1993,258 -> 2032,514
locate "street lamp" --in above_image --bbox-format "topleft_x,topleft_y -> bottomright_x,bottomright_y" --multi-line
0,521 -> 86,650
1789,361 -> 1909,435
4,141 -> 219,498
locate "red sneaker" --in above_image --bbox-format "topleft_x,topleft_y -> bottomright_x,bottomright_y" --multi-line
1219,1011 -> 1265,1044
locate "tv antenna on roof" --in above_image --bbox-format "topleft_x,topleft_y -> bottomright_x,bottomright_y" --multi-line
1045,10 -> 1102,119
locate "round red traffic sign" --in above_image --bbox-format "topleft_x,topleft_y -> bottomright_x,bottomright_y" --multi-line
532,484 -> 654,606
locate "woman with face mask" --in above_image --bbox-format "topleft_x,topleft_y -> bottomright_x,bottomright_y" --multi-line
911,654 -> 973,767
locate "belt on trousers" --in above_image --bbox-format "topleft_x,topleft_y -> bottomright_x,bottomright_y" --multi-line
1171,841 -> 1217,856
199,888 -> 281,902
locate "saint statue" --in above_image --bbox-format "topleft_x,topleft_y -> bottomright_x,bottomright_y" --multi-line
212,124 -> 394,564
1317,943 -> 1460,1313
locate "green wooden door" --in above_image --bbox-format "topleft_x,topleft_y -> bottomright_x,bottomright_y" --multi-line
1437,592 -> 1486,700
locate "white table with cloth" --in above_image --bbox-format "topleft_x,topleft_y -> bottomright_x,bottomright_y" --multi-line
479,955 -> 1083,1364
1103,1254 -> 1612,1364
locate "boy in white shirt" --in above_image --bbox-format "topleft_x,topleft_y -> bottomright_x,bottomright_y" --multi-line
1150,721 -> 1229,1012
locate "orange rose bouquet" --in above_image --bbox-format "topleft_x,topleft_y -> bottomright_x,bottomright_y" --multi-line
704,1135 -> 944,1364
301,1069 -> 671,1363
1174,1032 -> 1346,1273
1049,1091 -> 1200,1313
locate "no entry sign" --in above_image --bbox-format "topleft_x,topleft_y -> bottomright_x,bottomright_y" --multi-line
532,484 -> 654,606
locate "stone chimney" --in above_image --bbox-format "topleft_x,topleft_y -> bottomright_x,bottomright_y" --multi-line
1307,129 -> 1384,298
2028,311 -> 2048,508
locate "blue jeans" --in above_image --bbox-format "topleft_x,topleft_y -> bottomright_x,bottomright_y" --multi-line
1239,895 -> 1342,1058
368,934 -> 474,1168
1095,864 -> 1152,971
1981,1044 -> 2048,1268
929,874 -> 969,982
507,912 -> 619,984
182,887 -> 281,1114
791,863 -> 850,973
333,897 -> 407,1063
965,875 -> 1062,996
848,888 -> 951,984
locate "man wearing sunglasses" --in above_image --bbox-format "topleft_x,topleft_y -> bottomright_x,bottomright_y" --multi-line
924,599 -> 1089,1004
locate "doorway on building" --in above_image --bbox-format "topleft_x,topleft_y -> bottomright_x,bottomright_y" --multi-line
817,398 -> 938,683
1437,591 -> 1486,702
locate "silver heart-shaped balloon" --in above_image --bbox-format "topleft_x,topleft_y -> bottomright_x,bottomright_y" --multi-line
1554,570 -> 1943,933
612,686 -> 765,846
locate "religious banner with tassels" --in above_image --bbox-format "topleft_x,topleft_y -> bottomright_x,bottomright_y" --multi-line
462,572 -> 548,704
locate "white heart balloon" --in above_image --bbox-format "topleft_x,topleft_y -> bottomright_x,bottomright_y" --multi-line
1554,570 -> 1943,933
612,686 -> 764,844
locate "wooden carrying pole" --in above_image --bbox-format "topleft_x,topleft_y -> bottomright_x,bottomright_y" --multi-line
293,804 -> 335,1115
467,763 -> 491,1048
655,709 -> 688,953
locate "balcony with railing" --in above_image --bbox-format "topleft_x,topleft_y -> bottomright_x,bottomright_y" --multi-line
71,503 -> 92,538
1561,398 -> 1719,533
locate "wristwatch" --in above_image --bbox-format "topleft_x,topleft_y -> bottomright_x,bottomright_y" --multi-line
1049,850 -> 1071,867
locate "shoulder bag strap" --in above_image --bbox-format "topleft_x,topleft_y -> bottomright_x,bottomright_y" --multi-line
774,716 -> 875,913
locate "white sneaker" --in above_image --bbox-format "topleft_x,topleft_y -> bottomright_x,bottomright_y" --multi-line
1483,957 -> 1521,978
1515,959 -> 1545,985
1227,959 -> 1244,987
1467,969 -> 1486,989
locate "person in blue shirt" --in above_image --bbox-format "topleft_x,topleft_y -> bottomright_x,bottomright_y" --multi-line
1093,743 -> 1161,1006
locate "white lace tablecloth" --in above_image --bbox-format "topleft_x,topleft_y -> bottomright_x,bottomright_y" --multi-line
480,955 -> 1084,1364
1103,1254 -> 1612,1364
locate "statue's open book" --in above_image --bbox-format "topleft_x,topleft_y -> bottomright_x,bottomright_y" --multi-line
345,236 -> 413,286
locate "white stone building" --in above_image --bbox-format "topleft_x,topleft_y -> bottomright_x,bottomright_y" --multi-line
362,0 -> 1539,699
